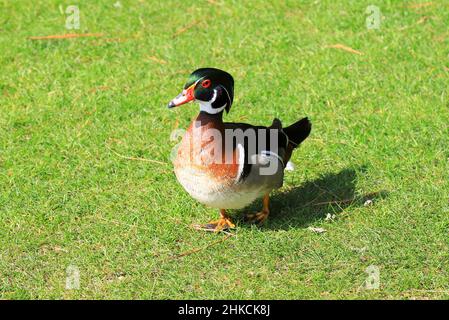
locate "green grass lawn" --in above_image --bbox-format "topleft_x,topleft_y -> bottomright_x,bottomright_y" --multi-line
1,0 -> 448,299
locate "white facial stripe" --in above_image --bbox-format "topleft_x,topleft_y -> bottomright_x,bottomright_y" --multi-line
219,84 -> 231,105
210,89 -> 218,103
198,89 -> 227,114
280,129 -> 290,148
193,77 -> 205,87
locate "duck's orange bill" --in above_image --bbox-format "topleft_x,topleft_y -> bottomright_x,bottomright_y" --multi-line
168,83 -> 195,108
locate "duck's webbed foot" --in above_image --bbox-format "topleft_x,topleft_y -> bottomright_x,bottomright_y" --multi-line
245,193 -> 270,224
201,209 -> 235,232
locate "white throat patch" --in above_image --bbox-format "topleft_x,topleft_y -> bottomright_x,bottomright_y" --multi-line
198,89 -> 227,114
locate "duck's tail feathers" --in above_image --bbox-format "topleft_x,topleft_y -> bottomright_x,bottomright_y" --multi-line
283,117 -> 312,148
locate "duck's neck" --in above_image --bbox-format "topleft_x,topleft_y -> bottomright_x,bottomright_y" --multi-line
196,110 -> 224,126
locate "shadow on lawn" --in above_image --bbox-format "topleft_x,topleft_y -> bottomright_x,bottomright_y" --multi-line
238,167 -> 389,230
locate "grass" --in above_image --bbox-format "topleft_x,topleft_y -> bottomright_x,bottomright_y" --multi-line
0,0 -> 448,299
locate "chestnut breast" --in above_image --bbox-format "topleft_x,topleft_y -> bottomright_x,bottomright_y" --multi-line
174,117 -> 241,206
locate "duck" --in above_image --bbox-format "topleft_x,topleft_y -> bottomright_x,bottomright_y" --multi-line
168,68 -> 311,232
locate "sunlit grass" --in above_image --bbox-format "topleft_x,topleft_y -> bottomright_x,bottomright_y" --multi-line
0,0 -> 448,299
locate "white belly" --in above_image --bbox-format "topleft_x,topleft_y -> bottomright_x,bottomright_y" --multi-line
174,166 -> 266,209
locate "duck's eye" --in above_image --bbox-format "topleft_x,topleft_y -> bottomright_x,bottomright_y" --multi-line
201,79 -> 211,88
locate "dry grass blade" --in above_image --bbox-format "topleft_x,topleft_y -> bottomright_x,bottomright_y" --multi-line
326,44 -> 363,55
105,142 -> 168,166
417,16 -> 430,24
89,86 -> 110,93
147,55 -> 167,64
170,233 -> 233,260
29,33 -> 104,40
312,191 -> 385,206
313,198 -> 355,206
191,224 -> 236,236
406,2 -> 433,9
173,21 -> 200,38
96,215 -> 148,231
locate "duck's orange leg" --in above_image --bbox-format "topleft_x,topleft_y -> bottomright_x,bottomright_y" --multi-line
246,193 -> 270,224
203,209 -> 235,232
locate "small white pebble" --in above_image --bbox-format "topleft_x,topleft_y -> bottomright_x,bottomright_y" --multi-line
285,161 -> 295,171
349,246 -> 368,254
308,226 -> 326,233
325,213 -> 336,221
364,199 -> 373,207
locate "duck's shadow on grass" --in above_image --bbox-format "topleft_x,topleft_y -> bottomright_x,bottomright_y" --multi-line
236,167 -> 389,231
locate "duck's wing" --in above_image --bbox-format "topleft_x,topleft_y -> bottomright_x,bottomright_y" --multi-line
223,119 -> 289,183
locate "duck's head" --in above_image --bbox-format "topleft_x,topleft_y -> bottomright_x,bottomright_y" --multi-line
168,68 -> 234,114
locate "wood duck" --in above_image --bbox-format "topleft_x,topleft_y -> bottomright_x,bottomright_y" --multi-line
168,68 -> 311,232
